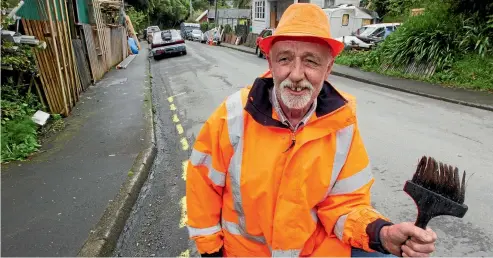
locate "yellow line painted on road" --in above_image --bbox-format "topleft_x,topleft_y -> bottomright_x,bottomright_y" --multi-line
180,138 -> 189,150
182,160 -> 188,180
168,96 -> 174,103
179,249 -> 190,257
172,114 -> 180,123
170,104 -> 177,111
179,196 -> 187,228
176,124 -> 184,134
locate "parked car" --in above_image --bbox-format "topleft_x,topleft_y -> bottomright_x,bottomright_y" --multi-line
191,29 -> 206,43
151,29 -> 186,59
146,25 -> 160,44
335,23 -> 401,49
183,30 -> 193,40
255,28 -> 274,58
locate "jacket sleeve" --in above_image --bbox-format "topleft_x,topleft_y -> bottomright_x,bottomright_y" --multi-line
186,102 -> 232,254
317,121 -> 392,253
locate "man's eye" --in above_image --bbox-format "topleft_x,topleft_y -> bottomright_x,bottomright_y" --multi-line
307,59 -> 318,65
278,57 -> 288,62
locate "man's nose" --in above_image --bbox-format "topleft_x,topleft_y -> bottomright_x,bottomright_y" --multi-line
289,58 -> 305,83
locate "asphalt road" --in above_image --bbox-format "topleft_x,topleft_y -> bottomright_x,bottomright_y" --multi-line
114,41 -> 493,257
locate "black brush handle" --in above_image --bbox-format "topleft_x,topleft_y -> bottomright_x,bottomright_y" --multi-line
414,213 -> 431,229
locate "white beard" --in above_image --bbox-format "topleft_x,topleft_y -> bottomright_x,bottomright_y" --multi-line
275,78 -> 314,110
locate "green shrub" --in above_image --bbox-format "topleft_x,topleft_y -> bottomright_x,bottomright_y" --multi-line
200,22 -> 208,32
431,54 -> 493,91
1,79 -> 42,162
376,3 -> 461,70
223,24 -> 232,34
335,50 -> 370,68
335,50 -> 380,71
459,15 -> 493,58
208,22 -> 217,30
1,118 -> 40,162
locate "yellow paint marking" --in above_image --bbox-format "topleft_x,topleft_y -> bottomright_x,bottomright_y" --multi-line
168,96 -> 174,103
172,114 -> 180,123
180,138 -> 189,150
176,124 -> 184,135
179,196 -> 187,228
182,160 -> 188,181
170,104 -> 177,111
179,249 -> 190,257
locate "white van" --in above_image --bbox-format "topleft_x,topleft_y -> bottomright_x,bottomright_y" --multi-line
335,23 -> 401,49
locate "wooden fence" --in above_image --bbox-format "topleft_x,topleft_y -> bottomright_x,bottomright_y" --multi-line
109,26 -> 127,67
73,39 -> 92,91
21,0 -> 82,116
80,24 -> 127,81
19,0 -> 130,116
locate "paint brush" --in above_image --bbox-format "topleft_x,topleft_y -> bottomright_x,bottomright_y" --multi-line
403,156 -> 468,229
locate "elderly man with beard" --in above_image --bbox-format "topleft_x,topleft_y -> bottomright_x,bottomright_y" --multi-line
185,3 -> 437,257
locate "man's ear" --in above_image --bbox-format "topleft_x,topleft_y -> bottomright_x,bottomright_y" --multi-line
325,58 -> 334,78
267,52 -> 273,69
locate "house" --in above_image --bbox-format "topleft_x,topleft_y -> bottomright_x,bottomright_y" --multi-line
251,0 -> 363,34
195,10 -> 209,23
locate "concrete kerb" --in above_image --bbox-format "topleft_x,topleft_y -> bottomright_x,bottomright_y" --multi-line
331,71 -> 493,112
77,57 -> 157,257
220,44 -> 256,55
220,44 -> 493,112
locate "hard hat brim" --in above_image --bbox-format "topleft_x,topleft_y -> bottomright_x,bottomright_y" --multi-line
259,34 -> 344,59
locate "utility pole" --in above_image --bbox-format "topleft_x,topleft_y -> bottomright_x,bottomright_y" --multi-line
190,0 -> 193,19
214,0 -> 218,26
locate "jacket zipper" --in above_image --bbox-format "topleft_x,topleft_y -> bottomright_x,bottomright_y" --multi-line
283,130 -> 296,153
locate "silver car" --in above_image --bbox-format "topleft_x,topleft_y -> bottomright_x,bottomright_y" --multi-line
151,30 -> 187,59
191,29 -> 206,43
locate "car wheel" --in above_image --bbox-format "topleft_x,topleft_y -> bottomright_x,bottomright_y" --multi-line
183,51 -> 187,55
153,55 -> 159,60
256,46 -> 263,58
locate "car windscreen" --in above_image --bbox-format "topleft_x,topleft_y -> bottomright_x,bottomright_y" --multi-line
358,27 -> 379,37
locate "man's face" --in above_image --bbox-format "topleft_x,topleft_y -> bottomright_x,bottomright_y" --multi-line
268,40 -> 334,111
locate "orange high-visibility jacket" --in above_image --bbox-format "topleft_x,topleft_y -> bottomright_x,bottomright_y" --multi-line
186,74 -> 391,257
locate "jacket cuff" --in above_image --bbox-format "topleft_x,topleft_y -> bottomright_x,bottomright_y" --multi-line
192,231 -> 224,254
201,247 -> 223,257
366,218 -> 394,254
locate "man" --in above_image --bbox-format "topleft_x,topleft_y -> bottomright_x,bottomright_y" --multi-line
186,3 -> 437,257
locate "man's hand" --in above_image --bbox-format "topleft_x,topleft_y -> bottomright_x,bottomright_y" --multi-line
380,222 -> 437,257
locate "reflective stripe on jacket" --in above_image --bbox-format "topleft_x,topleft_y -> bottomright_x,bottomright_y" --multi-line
186,76 -> 390,257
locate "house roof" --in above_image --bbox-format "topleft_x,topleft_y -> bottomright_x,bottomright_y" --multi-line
216,8 -> 251,19
195,10 -> 209,22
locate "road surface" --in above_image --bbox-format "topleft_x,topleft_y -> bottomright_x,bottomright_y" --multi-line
114,41 -> 493,257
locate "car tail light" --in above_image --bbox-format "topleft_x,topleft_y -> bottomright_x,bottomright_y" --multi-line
151,39 -> 184,49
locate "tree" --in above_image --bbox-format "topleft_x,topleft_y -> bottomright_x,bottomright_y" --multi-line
447,0 -> 493,21
232,0 -> 250,8
126,6 -> 147,33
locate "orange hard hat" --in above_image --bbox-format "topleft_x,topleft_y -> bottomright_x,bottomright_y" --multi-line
259,3 -> 344,57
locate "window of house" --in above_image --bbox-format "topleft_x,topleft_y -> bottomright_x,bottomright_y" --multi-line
342,14 -> 349,26
254,0 -> 265,19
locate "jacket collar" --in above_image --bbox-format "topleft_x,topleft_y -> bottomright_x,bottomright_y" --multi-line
244,77 -> 348,129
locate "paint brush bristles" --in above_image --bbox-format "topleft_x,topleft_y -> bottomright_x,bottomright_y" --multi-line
411,156 -> 466,204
